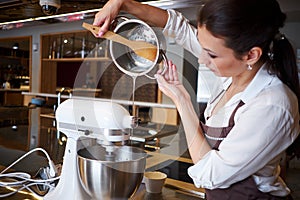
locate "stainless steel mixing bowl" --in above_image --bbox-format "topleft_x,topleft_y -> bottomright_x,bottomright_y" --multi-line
77,145 -> 147,199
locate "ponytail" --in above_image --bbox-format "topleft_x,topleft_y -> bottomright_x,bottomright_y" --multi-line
268,33 -> 300,109
268,34 -> 300,109
270,35 -> 300,158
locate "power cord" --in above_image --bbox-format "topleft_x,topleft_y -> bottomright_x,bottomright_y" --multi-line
0,147 -> 60,198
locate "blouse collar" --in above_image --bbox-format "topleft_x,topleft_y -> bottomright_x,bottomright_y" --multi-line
240,63 -> 275,104
209,63 -> 275,104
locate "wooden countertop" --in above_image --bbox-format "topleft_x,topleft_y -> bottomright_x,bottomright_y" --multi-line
145,151 -> 205,198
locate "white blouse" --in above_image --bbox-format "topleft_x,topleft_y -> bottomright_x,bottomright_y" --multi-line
163,9 -> 300,196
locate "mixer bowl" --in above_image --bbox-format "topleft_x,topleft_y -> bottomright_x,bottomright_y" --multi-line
77,145 -> 147,199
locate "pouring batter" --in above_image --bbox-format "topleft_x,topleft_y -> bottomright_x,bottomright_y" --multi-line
93,0 -> 300,199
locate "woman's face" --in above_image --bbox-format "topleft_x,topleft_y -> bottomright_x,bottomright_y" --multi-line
197,25 -> 247,77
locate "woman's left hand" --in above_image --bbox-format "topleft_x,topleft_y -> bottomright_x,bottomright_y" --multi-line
157,62 -> 210,163
155,61 -> 190,106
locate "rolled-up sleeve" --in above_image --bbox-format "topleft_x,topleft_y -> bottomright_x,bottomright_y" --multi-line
163,9 -> 201,57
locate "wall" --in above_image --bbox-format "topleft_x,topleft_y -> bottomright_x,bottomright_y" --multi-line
282,22 -> 300,49
282,22 -> 300,69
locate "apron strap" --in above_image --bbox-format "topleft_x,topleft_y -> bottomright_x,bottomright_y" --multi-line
228,101 -> 245,127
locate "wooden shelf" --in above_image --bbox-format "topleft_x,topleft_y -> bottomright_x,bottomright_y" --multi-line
42,57 -> 111,62
0,55 -> 28,60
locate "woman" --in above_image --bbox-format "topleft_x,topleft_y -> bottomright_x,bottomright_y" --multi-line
93,0 -> 300,199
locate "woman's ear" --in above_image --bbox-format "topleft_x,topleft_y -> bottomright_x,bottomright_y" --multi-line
244,47 -> 262,65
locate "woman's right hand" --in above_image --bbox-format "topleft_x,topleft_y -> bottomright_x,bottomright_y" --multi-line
92,0 -> 168,37
93,0 -> 125,37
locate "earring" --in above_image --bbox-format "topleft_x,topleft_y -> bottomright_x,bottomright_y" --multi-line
247,64 -> 253,71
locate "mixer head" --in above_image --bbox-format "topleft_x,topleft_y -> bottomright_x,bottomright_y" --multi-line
55,98 -> 136,144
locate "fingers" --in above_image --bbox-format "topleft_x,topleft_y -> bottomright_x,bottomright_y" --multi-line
93,14 -> 110,37
93,1 -> 117,37
156,60 -> 178,82
168,61 -> 174,81
167,61 -> 178,82
172,63 -> 178,82
157,60 -> 168,75
98,19 -> 111,37
155,73 -> 165,85
155,73 -> 170,96
93,11 -> 105,27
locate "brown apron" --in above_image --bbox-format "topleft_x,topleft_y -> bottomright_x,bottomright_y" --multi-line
200,101 -> 292,200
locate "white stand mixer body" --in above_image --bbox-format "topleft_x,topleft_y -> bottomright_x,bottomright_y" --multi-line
44,135 -> 91,199
44,99 -> 133,199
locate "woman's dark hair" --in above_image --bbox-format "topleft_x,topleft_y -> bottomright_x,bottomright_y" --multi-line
198,0 -> 300,157
198,0 -> 300,109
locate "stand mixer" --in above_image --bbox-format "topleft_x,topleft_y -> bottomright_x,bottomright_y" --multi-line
44,98 -> 147,200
